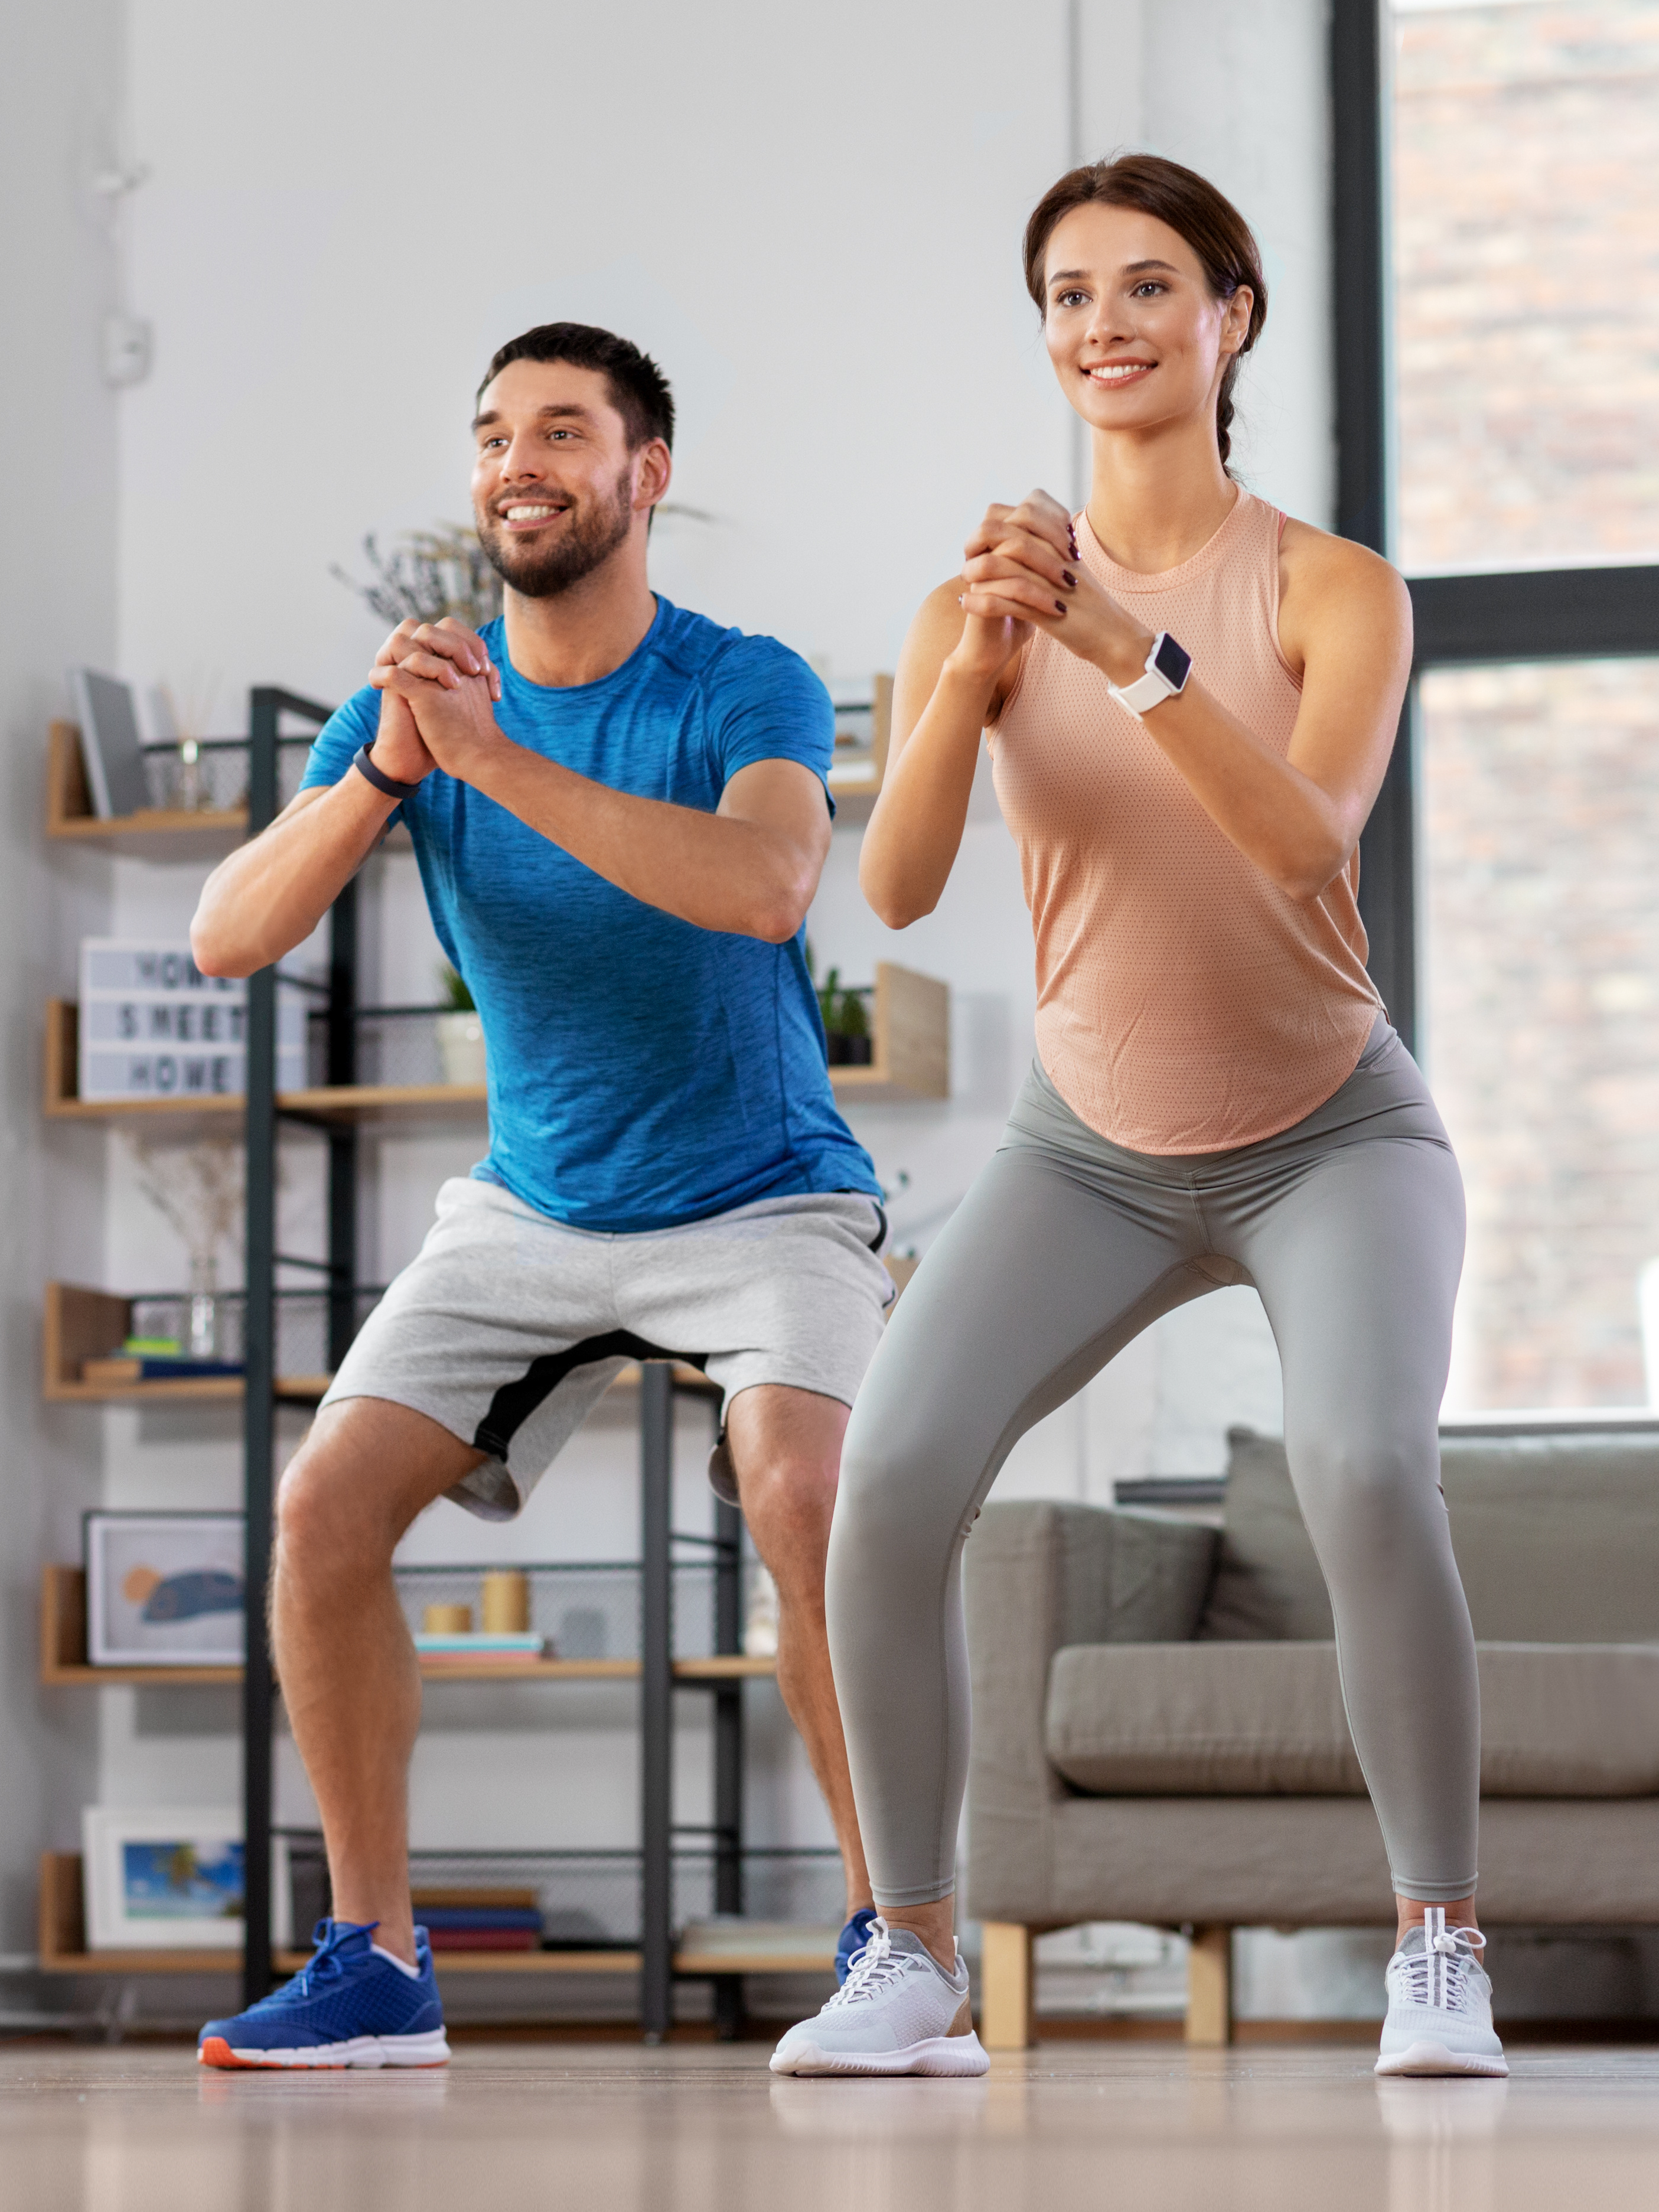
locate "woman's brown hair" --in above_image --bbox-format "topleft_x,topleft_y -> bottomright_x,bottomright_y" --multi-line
1023,152 -> 1268,470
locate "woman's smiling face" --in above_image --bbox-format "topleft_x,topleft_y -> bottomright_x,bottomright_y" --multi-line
1041,201 -> 1253,441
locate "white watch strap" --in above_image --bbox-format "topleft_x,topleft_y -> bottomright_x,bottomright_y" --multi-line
1108,666 -> 1178,717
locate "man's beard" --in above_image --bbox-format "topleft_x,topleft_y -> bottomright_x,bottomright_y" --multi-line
477,467 -> 635,600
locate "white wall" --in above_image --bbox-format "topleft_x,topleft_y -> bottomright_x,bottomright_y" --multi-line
0,0 -> 126,1966
35,0 -> 1333,1980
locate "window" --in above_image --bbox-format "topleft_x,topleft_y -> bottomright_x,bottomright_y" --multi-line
1420,657 -> 1659,1408
1398,2 -> 1659,571
1336,0 -> 1659,1411
1393,0 -> 1659,572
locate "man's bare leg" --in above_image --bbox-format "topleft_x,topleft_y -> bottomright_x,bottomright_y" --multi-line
273,1396 -> 485,1966
723,1384 -> 872,1922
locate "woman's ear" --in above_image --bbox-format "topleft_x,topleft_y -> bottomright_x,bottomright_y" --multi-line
1221,285 -> 1255,358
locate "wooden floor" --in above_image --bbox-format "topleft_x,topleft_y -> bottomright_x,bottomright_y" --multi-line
3,2037 -> 1658,2209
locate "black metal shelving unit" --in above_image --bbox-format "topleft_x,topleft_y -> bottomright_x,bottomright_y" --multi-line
237,690 -> 758,2040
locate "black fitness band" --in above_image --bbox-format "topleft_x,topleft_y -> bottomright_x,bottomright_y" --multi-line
353,742 -> 421,802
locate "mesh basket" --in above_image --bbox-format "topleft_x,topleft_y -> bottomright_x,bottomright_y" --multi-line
304,1007 -> 457,1090
139,739 -> 311,816
126,1287 -> 386,1379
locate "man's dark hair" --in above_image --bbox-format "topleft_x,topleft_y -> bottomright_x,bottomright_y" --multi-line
477,322 -> 675,451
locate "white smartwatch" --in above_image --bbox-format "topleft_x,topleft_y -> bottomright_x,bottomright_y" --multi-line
1107,631 -> 1192,718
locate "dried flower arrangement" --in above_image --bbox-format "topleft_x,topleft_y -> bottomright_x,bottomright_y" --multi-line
122,1134 -> 246,1357
332,524 -> 504,631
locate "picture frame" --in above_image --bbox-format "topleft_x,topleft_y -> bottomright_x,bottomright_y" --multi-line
84,1511 -> 245,1668
80,1806 -> 293,1950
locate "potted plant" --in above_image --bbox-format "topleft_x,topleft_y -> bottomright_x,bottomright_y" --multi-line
435,965 -> 487,1086
815,965 -> 873,1067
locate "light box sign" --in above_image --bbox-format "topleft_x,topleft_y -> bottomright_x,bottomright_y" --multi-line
78,940 -> 305,1100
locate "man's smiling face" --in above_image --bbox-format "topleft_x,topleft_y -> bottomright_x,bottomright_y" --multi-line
471,359 -> 654,600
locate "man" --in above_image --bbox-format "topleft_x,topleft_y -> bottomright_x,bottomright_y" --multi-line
190,322 -> 887,2068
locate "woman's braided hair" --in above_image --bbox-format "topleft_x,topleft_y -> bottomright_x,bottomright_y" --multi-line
1022,153 -> 1267,471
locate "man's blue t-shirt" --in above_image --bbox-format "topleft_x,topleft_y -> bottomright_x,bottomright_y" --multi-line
300,599 -> 879,1233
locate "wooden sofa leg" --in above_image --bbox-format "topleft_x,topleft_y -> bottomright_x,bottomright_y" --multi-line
1186,1925 -> 1233,2046
979,1922 -> 1033,2050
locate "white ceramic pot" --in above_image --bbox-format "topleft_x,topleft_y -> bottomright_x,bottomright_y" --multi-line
435,1011 -> 487,1087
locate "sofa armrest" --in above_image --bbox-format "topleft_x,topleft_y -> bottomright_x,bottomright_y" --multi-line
963,1501 -> 1217,1923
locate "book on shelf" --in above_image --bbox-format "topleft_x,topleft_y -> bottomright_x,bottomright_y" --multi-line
412,1894 -> 544,1952
677,1918 -> 840,1959
82,1356 -> 245,1385
411,1887 -> 540,1913
413,1631 -> 547,1662
424,1926 -> 539,1951
66,670 -> 148,819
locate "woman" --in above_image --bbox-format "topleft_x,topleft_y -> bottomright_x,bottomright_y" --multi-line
772,154 -> 1502,2081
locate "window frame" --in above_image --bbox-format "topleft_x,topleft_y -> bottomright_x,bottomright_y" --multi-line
1332,0 -> 1659,1054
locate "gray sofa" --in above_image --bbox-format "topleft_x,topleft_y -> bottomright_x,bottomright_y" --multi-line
963,1425 -> 1659,2047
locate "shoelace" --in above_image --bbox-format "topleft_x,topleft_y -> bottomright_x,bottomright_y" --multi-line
1397,1905 -> 1487,2014
826,1917 -> 921,2009
252,1918 -> 374,2009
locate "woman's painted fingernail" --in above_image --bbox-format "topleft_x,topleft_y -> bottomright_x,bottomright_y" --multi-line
1062,569 -> 1077,587
1054,600 -> 1067,615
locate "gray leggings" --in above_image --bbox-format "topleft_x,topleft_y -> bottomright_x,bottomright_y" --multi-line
827,1018 -> 1478,1908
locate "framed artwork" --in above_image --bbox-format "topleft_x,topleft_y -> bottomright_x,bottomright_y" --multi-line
81,1807 -> 294,1950
84,1511 -> 245,1667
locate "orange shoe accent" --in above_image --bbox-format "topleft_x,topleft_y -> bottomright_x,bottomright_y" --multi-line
196,2038 -> 344,2071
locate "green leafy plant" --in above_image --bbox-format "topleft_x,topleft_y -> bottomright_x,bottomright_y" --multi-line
333,524 -> 504,631
436,962 -> 475,1012
815,966 -> 869,1040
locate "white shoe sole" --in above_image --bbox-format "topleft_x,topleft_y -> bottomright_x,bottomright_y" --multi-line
770,2032 -> 989,2079
1375,2038 -> 1507,2079
199,2028 -> 451,2070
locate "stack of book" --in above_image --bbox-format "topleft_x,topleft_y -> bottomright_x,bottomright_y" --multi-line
83,1334 -> 244,1385
411,1887 -> 543,1953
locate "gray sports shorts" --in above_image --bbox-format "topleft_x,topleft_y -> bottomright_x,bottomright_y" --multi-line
319,1177 -> 892,1520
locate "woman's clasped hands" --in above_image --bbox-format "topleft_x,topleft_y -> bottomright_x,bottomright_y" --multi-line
954,488 -> 1154,690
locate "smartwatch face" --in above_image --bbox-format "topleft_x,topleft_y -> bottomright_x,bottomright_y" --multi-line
1152,632 -> 1192,692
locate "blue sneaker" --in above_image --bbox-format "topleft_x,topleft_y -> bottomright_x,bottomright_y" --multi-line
198,1919 -> 449,2070
835,1907 -> 878,1986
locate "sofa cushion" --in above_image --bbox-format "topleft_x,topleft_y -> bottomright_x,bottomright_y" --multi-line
1195,1429 -> 1335,1641
1443,1434 -> 1659,1641
1195,1426 -> 1659,1643
1045,1641 -> 1659,1797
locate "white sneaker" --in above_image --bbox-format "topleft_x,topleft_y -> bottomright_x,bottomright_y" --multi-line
770,1917 -> 989,2077
1375,1907 -> 1507,2077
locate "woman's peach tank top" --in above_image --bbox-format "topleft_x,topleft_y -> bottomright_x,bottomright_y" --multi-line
988,488 -> 1380,1154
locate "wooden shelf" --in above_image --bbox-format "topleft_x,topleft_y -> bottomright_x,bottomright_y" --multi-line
37,1856 -> 826,1978
674,1947 -> 835,1975
43,1000 -> 488,1128
43,1283 -> 326,1405
826,675 -> 893,828
672,1654 -> 779,1680
36,1853 -> 646,1976
38,1566 -> 777,1689
44,976 -> 949,1119
47,721 -> 249,852
827,962 -> 950,1103
41,1292 -> 715,1412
